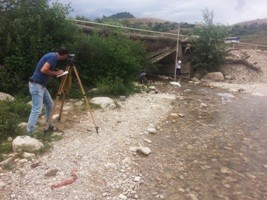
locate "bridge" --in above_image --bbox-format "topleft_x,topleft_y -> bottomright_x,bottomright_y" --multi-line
73,20 -> 192,76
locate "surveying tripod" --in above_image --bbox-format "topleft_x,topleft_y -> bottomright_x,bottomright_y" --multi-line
45,60 -> 99,134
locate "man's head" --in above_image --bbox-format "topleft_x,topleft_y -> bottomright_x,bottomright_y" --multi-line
57,46 -> 69,60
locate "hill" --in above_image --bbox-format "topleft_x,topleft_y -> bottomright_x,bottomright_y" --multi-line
234,18 -> 267,26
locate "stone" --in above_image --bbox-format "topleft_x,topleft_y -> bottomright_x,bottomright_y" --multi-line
18,122 -> 28,129
137,147 -> 151,156
91,97 -> 116,109
170,82 -> 181,87
12,136 -> 44,153
119,96 -> 126,101
147,127 -> 157,134
202,72 -> 224,82
0,92 -> 14,101
134,176 -> 141,182
220,166 -> 232,174
0,180 -> 6,189
170,113 -> 178,118
149,86 -> 156,90
118,194 -> 127,199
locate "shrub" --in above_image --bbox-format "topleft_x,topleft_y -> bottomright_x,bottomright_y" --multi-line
0,99 -> 30,141
95,76 -> 135,96
0,0 -> 78,95
72,33 -> 153,88
187,9 -> 229,73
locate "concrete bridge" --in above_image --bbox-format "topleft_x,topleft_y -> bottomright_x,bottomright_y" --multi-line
74,20 -> 192,76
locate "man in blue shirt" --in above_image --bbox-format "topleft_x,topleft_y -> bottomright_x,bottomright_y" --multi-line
27,46 -> 69,134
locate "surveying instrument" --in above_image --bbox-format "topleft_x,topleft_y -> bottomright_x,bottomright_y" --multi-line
45,54 -> 99,134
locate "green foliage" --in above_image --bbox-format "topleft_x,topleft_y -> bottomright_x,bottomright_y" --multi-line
107,12 -> 135,19
188,9 -> 229,73
0,0 -> 78,95
231,23 -> 267,36
95,76 -> 135,96
0,99 -> 30,142
72,33 -> 153,87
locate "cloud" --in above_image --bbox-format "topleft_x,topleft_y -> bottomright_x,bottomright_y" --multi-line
57,0 -> 267,25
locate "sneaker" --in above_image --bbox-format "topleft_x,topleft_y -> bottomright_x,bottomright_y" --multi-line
47,125 -> 63,133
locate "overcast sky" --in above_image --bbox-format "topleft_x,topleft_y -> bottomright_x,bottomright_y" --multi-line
57,0 -> 267,25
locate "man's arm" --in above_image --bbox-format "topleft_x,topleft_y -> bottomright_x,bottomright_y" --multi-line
40,62 -> 64,76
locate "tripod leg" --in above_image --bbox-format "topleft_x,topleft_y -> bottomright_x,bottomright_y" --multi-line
58,93 -> 66,122
72,66 -> 99,133
45,67 -> 70,131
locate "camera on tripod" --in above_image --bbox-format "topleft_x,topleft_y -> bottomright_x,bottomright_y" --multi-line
68,54 -> 75,62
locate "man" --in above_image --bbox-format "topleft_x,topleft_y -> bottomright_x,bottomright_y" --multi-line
175,60 -> 182,76
27,46 -> 69,134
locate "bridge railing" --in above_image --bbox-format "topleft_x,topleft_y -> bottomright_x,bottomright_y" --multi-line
73,19 -> 185,39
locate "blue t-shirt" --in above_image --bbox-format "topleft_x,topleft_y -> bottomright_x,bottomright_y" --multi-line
30,52 -> 57,85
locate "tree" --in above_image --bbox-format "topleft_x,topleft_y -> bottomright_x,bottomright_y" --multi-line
0,0 -> 77,94
188,9 -> 230,73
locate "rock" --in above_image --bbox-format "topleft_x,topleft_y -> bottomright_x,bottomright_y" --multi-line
170,113 -> 178,118
134,176 -> 141,182
121,157 -> 132,165
178,113 -> 184,117
0,179 -> 6,189
0,92 -> 14,101
0,157 -> 13,169
137,147 -> 151,156
45,169 -> 58,177
18,122 -> 28,129
118,194 -> 127,199
202,72 -> 224,82
188,193 -> 198,200
147,127 -> 157,134
119,96 -> 126,101
30,162 -> 40,168
52,114 -> 59,120
200,103 -> 208,107
129,147 -> 138,152
144,139 -> 152,143
220,166 -> 232,174
252,93 -> 264,96
12,136 -> 44,153
149,86 -> 156,90
91,97 -> 116,109
74,100 -> 84,106
170,82 -> 181,87
22,152 -> 35,159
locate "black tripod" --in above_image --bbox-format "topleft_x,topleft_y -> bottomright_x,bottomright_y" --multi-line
45,61 -> 99,134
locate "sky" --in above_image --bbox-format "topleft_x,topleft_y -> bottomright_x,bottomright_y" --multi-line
57,0 -> 267,25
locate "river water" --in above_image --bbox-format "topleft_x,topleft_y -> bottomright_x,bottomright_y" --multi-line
136,81 -> 267,200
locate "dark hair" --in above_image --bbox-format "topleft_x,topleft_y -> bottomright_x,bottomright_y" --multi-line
57,46 -> 69,56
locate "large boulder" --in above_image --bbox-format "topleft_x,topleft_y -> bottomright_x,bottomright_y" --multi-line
201,72 -> 224,82
0,92 -> 14,101
90,97 -> 116,109
12,136 -> 44,153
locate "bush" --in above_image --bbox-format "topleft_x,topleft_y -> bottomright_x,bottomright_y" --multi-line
95,76 -> 135,96
187,9 -> 229,73
0,99 -> 30,141
72,33 -> 153,88
0,0 -> 78,95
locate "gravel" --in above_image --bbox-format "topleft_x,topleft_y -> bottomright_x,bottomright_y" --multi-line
0,92 -> 175,200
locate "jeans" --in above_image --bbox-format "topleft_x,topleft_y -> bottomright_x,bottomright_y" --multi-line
27,82 -> 54,133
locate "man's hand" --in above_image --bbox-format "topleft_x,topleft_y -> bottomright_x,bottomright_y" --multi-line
41,62 -> 65,76
55,70 -> 64,76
